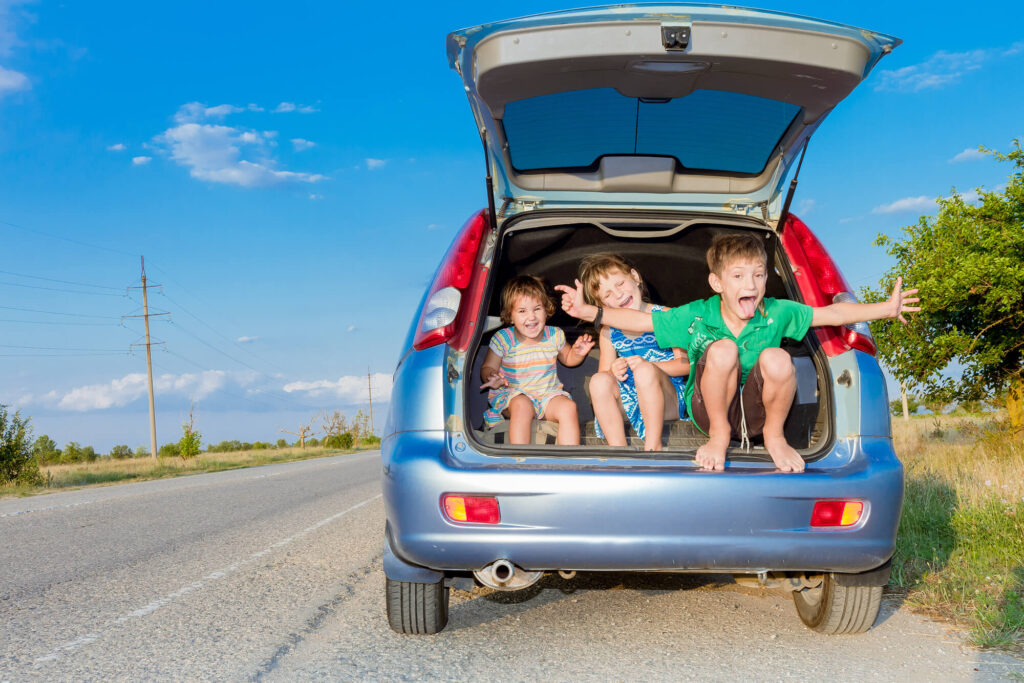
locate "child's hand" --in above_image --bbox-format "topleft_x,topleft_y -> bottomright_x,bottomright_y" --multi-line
611,357 -> 630,382
887,276 -> 921,324
554,280 -> 589,320
624,356 -> 648,374
480,370 -> 509,390
572,333 -> 595,357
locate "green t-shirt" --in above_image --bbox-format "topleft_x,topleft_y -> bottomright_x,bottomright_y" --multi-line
651,295 -> 813,416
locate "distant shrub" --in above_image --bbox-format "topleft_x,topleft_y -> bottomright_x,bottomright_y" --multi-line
109,444 -> 133,459
337,432 -> 355,449
251,441 -> 270,450
306,438 -> 320,447
61,442 -> 97,463
135,445 -> 150,458
276,438 -> 288,449
158,442 -> 180,458
361,435 -> 381,447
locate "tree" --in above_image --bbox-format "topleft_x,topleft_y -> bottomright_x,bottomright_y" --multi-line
33,434 -> 61,465
281,417 -> 317,448
1,405 -> 42,486
109,444 -> 133,459
890,393 -> 921,417
863,140 -> 1024,433
179,404 -> 202,459
320,410 -> 348,448
352,409 -> 370,446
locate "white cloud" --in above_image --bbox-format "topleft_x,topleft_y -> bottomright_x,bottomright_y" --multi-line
155,105 -> 328,188
131,155 -> 152,165
797,199 -> 815,216
236,335 -> 259,343
174,101 -> 245,124
273,101 -> 319,114
107,143 -> 126,152
247,103 -> 264,112
875,43 -> 1022,92
346,325 -> 356,332
0,64 -> 29,97
365,158 -> 387,170
872,196 -> 935,214
283,373 -> 392,403
39,371 -> 230,412
291,137 -> 315,151
426,223 -> 442,231
950,148 -> 986,163
308,193 -> 324,200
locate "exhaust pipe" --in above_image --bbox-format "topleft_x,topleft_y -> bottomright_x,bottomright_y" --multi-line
474,559 -> 543,591
490,559 -> 515,586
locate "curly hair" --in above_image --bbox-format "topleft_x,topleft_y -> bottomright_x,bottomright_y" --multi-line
500,275 -> 555,325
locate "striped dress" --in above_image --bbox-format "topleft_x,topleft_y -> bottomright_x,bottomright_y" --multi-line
483,326 -> 571,427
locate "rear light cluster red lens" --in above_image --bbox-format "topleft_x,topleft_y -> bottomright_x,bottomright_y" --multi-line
442,494 -> 501,524
413,210 -> 490,351
810,500 -> 864,527
779,214 -> 877,357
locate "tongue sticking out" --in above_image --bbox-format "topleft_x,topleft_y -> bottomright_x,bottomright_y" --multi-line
738,296 -> 757,318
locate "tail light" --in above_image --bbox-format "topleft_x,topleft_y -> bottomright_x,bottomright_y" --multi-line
810,500 -> 864,527
779,214 -> 877,357
442,494 -> 501,524
413,210 -> 490,351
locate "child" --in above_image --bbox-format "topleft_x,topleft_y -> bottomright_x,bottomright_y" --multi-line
481,275 -> 595,445
578,253 -> 690,451
556,234 -> 920,472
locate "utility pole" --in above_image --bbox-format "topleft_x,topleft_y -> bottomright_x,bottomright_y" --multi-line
367,367 -> 374,436
125,256 -> 168,458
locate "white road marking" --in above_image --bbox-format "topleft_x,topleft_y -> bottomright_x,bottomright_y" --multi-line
33,493 -> 382,666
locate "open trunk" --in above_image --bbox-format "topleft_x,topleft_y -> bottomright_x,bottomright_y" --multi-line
465,212 -> 832,461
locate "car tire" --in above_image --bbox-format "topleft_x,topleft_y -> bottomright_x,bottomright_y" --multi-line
792,573 -> 882,634
386,576 -> 449,635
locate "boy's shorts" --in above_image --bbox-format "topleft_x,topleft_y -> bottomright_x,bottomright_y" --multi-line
690,353 -> 767,440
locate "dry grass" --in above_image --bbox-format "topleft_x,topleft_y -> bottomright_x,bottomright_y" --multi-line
1,446 -> 368,496
891,413 -> 1024,648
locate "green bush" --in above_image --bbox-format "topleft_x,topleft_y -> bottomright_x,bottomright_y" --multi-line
1,405 -> 42,486
276,438 -> 288,449
361,435 -> 381,447
134,445 -> 150,458
158,442 -> 181,458
338,432 -> 355,449
251,441 -> 270,450
109,444 -> 133,459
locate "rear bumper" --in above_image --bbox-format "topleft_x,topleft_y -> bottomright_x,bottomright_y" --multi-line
382,432 -> 904,576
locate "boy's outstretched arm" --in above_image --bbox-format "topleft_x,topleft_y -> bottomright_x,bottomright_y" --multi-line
555,280 -> 655,332
810,276 -> 920,327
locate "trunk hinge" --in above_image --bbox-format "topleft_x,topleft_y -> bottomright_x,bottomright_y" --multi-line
777,139 -> 810,235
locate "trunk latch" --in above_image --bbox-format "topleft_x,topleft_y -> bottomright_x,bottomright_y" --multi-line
661,25 -> 690,51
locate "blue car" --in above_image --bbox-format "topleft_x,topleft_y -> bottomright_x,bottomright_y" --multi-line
382,5 -> 903,635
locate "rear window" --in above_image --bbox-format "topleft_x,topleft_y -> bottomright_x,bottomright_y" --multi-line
502,88 -> 801,174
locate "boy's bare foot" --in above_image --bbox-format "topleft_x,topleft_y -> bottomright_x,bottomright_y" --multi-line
763,435 -> 805,472
695,434 -> 729,471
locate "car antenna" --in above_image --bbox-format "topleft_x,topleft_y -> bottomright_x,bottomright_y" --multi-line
777,138 -> 809,235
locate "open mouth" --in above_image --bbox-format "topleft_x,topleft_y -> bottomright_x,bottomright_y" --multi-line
619,295 -> 634,309
738,296 -> 758,318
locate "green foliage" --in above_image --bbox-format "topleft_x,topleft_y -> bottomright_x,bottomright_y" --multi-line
361,435 -> 381,447
890,393 -> 921,416
158,442 -> 181,458
251,441 -> 271,450
306,437 -> 320,447
324,432 -> 354,449
61,442 -> 97,463
0,405 -> 42,486
109,444 -> 133,459
863,139 -> 1024,423
135,445 -> 150,458
32,434 -> 61,464
276,438 -> 287,449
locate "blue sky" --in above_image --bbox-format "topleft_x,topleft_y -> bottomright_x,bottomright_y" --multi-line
1,1 -> 1021,451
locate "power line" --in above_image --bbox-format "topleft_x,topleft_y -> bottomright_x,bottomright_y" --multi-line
0,305 -> 120,319
0,280 -> 126,297
0,351 -> 129,357
0,268 -> 122,290
0,318 -> 119,327
0,343 -> 128,352
0,218 -> 136,257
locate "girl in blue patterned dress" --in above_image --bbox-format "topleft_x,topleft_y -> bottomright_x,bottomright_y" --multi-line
579,254 -> 690,451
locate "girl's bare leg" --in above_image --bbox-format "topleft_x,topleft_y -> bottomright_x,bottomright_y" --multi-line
506,394 -> 534,445
632,361 -> 671,451
543,395 -> 580,445
589,371 -> 627,447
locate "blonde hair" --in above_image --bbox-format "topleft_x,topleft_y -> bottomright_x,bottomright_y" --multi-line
578,253 -> 646,307
500,275 -> 555,325
706,233 -> 767,275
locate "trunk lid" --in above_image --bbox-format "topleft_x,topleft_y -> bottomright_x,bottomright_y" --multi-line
447,5 -> 899,221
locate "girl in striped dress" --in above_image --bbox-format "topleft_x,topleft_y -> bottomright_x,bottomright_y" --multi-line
481,275 -> 594,445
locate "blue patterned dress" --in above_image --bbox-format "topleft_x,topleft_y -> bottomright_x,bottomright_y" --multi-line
595,305 -> 688,441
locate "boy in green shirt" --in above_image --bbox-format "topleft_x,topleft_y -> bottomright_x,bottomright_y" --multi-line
556,234 -> 919,472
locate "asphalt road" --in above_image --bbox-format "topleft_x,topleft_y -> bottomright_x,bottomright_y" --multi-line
2,452 -> 1021,681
